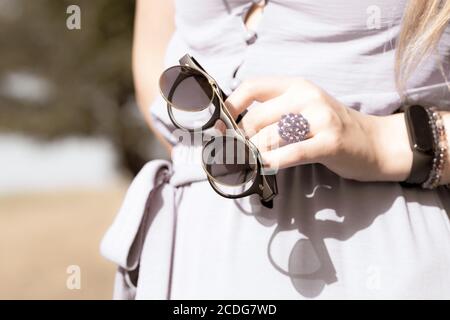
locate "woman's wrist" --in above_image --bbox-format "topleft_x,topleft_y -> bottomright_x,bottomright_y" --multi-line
371,111 -> 450,185
370,113 -> 413,182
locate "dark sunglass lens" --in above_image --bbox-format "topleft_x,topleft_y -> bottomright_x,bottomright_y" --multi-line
160,66 -> 213,111
203,136 -> 257,186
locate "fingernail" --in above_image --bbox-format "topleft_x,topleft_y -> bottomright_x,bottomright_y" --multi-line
214,121 -> 226,134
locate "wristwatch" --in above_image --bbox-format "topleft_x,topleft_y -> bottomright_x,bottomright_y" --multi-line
402,105 -> 435,185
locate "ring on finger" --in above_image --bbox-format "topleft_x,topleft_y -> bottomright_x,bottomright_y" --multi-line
277,113 -> 310,144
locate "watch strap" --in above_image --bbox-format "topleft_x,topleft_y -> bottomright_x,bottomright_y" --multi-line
402,105 -> 434,186
404,148 -> 433,184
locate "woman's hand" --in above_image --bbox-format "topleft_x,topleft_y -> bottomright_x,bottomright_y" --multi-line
225,77 -> 414,182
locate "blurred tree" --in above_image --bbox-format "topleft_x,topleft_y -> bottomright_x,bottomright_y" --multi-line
0,0 -> 166,175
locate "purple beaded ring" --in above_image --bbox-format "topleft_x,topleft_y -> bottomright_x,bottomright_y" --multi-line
277,113 -> 310,144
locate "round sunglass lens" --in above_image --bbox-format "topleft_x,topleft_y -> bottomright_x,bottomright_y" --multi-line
203,136 -> 258,189
160,66 -> 213,112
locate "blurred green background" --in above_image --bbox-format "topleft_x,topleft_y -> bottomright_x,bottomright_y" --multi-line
0,0 -> 166,299
0,0 -> 164,174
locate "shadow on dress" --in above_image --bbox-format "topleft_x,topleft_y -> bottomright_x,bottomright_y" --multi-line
234,163 -> 447,298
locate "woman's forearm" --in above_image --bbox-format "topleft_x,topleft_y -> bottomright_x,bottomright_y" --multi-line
133,0 -> 175,153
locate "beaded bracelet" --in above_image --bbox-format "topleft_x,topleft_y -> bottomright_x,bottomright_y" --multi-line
422,107 -> 448,189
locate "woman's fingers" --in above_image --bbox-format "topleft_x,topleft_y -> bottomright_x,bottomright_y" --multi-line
225,77 -> 294,118
249,104 -> 325,152
249,118 -> 313,153
249,122 -> 288,153
222,77 -> 341,171
239,93 -> 298,136
261,135 -> 327,170
243,97 -> 324,139
228,78 -> 328,138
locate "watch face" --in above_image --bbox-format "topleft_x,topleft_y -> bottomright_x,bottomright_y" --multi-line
407,105 -> 434,154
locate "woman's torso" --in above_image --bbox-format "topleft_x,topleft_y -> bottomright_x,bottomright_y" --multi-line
104,0 -> 450,300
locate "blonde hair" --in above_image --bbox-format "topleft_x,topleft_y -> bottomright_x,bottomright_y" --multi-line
396,0 -> 450,93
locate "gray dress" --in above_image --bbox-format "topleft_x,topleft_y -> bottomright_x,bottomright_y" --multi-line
101,0 -> 450,299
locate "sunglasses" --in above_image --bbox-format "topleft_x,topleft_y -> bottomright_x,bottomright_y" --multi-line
159,54 -> 277,208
